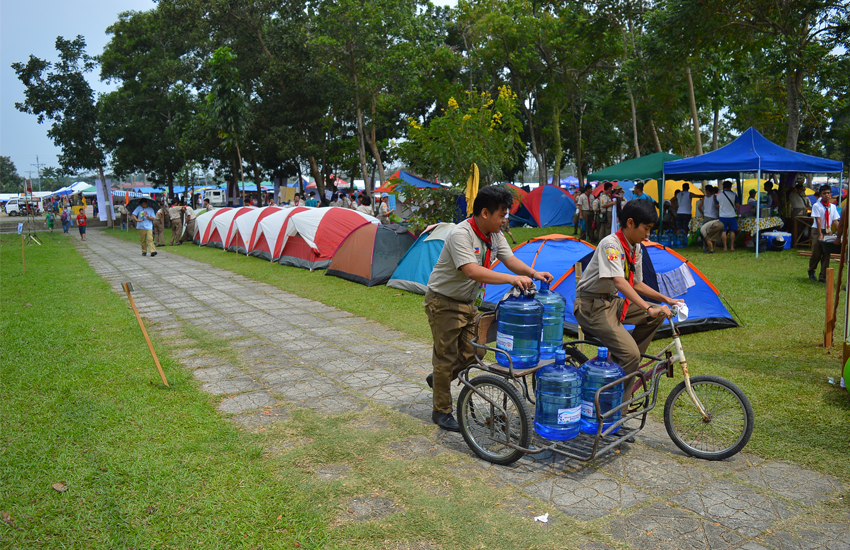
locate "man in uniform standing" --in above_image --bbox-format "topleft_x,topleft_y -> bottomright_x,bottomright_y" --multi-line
180,202 -> 196,244
577,185 -> 593,242
153,205 -> 166,247
169,200 -> 183,246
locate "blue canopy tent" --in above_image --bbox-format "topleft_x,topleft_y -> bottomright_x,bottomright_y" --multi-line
663,127 -> 844,257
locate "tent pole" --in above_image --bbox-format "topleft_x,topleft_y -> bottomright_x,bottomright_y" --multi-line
756,167 -> 761,258
659,173 -> 665,236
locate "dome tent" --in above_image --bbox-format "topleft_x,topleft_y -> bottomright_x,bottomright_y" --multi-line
198,208 -> 233,246
387,222 -> 456,294
482,235 -> 596,333
231,206 -> 283,255
511,185 -> 576,227
277,207 -> 378,270
326,224 -> 416,286
211,206 -> 256,251
253,206 -> 311,261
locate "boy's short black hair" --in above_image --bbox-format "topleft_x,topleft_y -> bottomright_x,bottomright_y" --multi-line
603,182 -> 613,191
682,183 -> 690,190
361,195 -> 372,206
619,198 -> 658,227
584,184 -> 593,193
634,182 -> 644,191
473,185 -> 513,216
722,180 -> 733,189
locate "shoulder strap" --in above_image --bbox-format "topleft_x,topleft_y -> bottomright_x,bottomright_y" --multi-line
721,191 -> 736,210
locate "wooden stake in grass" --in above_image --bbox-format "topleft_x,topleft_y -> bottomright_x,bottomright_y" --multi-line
122,282 -> 169,386
825,268 -> 835,348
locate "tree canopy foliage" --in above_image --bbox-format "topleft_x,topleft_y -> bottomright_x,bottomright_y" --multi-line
10,0 -> 850,201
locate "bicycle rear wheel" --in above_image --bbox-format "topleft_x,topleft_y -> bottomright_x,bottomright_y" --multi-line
663,374 -> 753,460
457,375 -> 531,465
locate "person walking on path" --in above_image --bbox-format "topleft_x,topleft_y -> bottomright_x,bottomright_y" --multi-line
133,198 -> 158,257
808,186 -> 841,282
61,206 -> 71,234
76,209 -> 87,241
424,185 -> 553,432
153,206 -> 166,246
45,210 -> 55,233
168,201 -> 183,246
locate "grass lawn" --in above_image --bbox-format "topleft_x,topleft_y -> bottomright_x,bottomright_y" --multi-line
1,232 -> 610,548
104,225 -> 850,484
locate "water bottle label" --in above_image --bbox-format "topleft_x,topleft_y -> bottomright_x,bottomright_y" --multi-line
557,406 -> 581,425
496,332 -> 514,351
581,400 -> 595,418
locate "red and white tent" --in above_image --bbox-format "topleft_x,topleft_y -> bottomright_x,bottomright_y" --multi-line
230,206 -> 282,255
254,206 -> 312,261
278,207 -> 378,270
198,208 -> 232,246
207,206 -> 256,249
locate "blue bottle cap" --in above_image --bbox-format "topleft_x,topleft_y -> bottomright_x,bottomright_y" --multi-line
598,347 -> 609,360
555,349 -> 566,361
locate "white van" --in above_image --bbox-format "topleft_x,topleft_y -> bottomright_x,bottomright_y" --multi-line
4,197 -> 41,216
203,189 -> 226,207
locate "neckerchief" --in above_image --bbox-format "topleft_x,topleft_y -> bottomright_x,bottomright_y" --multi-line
614,229 -> 636,322
822,199 -> 831,228
468,216 -> 492,268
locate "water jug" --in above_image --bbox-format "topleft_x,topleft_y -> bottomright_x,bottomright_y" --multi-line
534,349 -> 583,440
536,281 -> 567,359
677,233 -> 688,248
660,232 -> 672,248
496,288 -> 544,369
578,347 -> 626,435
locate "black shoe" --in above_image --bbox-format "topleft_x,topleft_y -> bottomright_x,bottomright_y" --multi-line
426,374 -> 433,389
809,271 -> 817,282
432,411 -> 460,432
151,252 -> 157,257
819,278 -> 826,283
142,252 -> 146,256
626,436 -> 636,443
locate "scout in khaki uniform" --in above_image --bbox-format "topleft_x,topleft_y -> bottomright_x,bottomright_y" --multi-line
424,186 -> 553,432
180,203 -> 196,243
153,207 -> 166,246
168,201 -> 183,246
574,199 -> 682,402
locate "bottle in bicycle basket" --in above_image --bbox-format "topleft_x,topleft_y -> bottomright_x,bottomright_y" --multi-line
579,347 -> 625,435
496,290 -> 543,369
536,281 -> 566,360
534,349 -> 582,440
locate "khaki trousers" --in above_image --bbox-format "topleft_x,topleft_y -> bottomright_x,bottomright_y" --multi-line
180,220 -> 195,243
809,239 -> 839,280
575,295 -> 664,397
424,291 -> 478,414
138,229 -> 156,254
153,220 -> 165,246
170,218 -> 183,245
580,212 -> 594,241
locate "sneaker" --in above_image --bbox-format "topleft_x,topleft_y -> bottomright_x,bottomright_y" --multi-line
809,271 -> 817,282
426,374 -> 433,389
151,252 -> 157,257
142,252 -> 147,256
431,411 -> 460,432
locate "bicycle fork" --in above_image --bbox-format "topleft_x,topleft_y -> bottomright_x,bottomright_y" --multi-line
672,334 -> 709,421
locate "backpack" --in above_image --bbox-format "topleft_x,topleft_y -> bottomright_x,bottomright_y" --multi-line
61,210 -> 68,221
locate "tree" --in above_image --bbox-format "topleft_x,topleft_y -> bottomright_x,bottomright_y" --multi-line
399,85 -> 523,187
13,36 -> 112,221
0,156 -> 25,193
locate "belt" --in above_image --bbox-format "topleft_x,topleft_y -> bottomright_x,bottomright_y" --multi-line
426,289 -> 473,305
576,291 -> 617,300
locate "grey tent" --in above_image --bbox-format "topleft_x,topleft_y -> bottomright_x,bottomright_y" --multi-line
326,223 -> 416,286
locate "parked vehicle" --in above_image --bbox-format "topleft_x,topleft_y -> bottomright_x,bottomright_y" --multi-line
203,189 -> 226,207
4,197 -> 41,216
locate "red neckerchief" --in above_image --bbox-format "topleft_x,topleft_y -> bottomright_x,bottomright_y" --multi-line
468,216 -> 492,268
822,199 -> 831,227
614,229 -> 636,322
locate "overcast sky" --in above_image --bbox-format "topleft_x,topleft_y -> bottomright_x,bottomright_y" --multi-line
1,0 -> 457,180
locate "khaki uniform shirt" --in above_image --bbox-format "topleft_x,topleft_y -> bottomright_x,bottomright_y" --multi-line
599,192 -> 614,215
576,233 -> 643,296
168,206 -> 182,222
577,194 -> 591,212
427,220 -> 514,302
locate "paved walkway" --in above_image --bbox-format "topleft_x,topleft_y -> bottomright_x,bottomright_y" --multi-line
78,230 -> 848,550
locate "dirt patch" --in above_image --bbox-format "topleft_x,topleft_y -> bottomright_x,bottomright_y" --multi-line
264,438 -> 312,455
349,416 -> 392,431
384,436 -> 445,461
315,463 -> 352,481
339,495 -> 401,523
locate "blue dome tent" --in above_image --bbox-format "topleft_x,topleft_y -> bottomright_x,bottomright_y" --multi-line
512,185 -> 577,227
387,223 -> 456,294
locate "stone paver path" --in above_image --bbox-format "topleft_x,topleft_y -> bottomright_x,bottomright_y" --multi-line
78,230 -> 848,549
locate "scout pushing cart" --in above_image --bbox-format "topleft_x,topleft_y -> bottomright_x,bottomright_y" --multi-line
456,305 -> 754,465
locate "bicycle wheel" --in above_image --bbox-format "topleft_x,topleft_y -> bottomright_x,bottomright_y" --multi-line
663,374 -> 753,460
457,374 -> 532,465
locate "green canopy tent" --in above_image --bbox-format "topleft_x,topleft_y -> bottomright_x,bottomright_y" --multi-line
586,152 -> 683,182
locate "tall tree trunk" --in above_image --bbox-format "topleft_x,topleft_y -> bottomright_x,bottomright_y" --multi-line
685,65 -> 703,155
648,117 -> 662,153
307,155 -> 324,198
250,155 -> 263,206
351,61 -> 372,192
363,95 -> 386,185
784,67 -> 803,151
518,96 -> 547,186
571,96 -> 586,183
235,146 -> 246,205
627,83 -> 641,157
551,105 -> 564,184
712,108 -> 719,150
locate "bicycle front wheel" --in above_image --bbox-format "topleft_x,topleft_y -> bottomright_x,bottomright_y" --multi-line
457,375 -> 531,465
663,374 -> 753,460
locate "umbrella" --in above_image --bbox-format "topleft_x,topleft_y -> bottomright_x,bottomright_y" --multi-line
127,197 -> 162,215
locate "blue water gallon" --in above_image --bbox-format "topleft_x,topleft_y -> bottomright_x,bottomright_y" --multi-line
496,289 -> 544,369
536,281 -> 566,360
677,233 -> 688,248
660,232 -> 672,247
534,349 -> 583,440
578,347 -> 626,435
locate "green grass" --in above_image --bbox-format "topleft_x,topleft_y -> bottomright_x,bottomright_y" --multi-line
105,226 -> 850,483
1,233 -> 610,548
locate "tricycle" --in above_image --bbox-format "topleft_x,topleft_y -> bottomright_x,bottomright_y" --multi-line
456,305 -> 754,465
